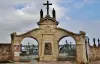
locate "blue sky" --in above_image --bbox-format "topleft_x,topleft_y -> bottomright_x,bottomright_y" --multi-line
15,0 -> 100,21
0,0 -> 100,45
69,2 -> 100,21
59,0 -> 100,21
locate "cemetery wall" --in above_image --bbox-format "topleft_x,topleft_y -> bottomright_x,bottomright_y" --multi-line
0,43 -> 12,61
89,46 -> 100,61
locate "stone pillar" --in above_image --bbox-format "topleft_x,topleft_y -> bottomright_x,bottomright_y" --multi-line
37,35 -> 43,61
54,40 -> 59,60
13,37 -> 21,62
38,42 -> 41,57
11,39 -> 14,61
76,36 -> 87,64
76,43 -> 83,64
39,42 -> 44,61
52,40 -> 58,61
52,41 -> 55,57
39,40 -> 45,61
11,32 -> 16,61
82,38 -> 88,63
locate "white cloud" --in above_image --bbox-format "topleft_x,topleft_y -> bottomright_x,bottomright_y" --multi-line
0,0 -> 66,43
0,0 -> 99,46
73,2 -> 85,8
65,16 -> 71,20
59,17 -> 100,45
50,4 -> 67,19
71,0 -> 97,8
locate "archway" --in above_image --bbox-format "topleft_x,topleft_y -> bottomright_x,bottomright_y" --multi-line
10,0 -> 88,63
20,38 -> 38,61
58,36 -> 76,62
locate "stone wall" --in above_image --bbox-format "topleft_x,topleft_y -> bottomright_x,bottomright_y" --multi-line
0,43 -> 12,61
89,46 -> 100,61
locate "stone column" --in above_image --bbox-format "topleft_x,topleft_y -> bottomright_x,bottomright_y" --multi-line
52,40 -> 58,61
11,32 -> 16,61
52,41 -> 55,56
76,43 -> 83,63
37,34 -> 43,61
76,36 -> 87,64
13,37 -> 22,62
82,37 -> 88,63
38,42 -> 43,60
11,39 -> 14,61
39,40 -> 45,61
54,41 -> 59,59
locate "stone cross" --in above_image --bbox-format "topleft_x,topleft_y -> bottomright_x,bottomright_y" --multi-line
43,0 -> 52,15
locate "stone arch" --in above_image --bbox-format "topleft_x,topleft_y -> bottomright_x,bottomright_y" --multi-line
58,36 -> 76,61
19,36 -> 39,45
20,37 -> 39,56
59,36 -> 76,45
13,28 -> 40,42
21,37 -> 38,45
54,28 -> 78,43
10,28 -> 42,61
58,35 -> 76,44
54,28 -> 87,63
20,37 -> 38,60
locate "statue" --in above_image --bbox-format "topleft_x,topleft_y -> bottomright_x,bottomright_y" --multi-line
93,38 -> 96,47
52,8 -> 56,19
10,32 -> 16,40
98,38 -> 100,43
88,38 -> 90,44
70,42 -> 72,50
87,37 -> 91,46
40,9 -> 43,18
98,38 -> 100,46
66,40 -> 68,44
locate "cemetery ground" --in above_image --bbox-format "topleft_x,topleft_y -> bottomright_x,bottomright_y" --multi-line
1,55 -> 100,64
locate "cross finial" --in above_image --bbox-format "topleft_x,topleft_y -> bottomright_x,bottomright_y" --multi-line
43,0 -> 52,15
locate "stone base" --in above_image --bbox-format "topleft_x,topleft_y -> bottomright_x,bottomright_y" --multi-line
76,61 -> 88,64
39,55 -> 57,61
14,56 -> 20,62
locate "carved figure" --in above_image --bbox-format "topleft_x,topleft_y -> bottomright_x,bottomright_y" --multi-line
44,43 -> 52,55
52,8 -> 56,18
40,9 -> 43,18
93,38 -> 96,47
98,38 -> 100,46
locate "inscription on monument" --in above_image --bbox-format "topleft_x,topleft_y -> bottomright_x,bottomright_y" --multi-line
44,43 -> 52,55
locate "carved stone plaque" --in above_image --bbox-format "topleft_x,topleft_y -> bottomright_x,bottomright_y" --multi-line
44,43 -> 52,55
44,26 -> 52,33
